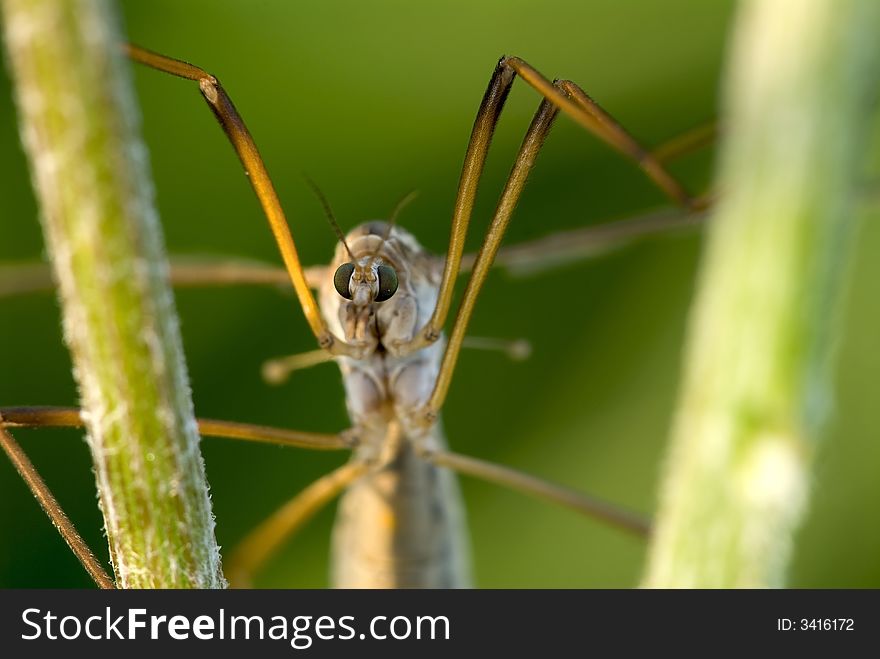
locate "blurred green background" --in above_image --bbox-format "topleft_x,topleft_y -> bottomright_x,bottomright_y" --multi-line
1,0 -> 878,588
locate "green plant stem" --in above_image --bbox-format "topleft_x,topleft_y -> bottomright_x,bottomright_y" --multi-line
643,0 -> 880,587
2,0 -> 224,587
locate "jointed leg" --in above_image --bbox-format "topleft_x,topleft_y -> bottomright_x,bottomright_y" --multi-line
126,45 -> 358,357
261,336 -> 531,385
485,205 -> 707,277
409,60 -> 517,350
1,206 -> 702,299
1,406 -> 355,451
506,61 -> 700,209
409,56 -> 701,356
261,349 -> 335,385
557,79 -> 702,209
652,120 -> 718,163
225,460 -> 367,588
0,259 -> 327,299
421,447 -> 650,537
14,49 -> 707,355
0,421 -> 114,588
422,91 -> 561,423
414,54 -> 714,421
2,406 -> 363,586
460,336 -> 532,361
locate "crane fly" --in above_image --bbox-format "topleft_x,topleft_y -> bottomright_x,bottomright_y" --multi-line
0,42 -> 713,588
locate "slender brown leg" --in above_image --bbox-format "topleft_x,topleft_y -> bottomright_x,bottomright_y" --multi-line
421,448 -> 650,537
422,92 -> 560,423
0,421 -> 114,588
460,336 -> 532,361
506,60 -> 700,209
406,56 -> 701,356
126,45 -> 360,357
1,207 -> 702,298
225,460 -> 368,587
262,336 -> 530,385
261,349 -> 335,385
0,259 -> 327,299
1,406 -> 355,451
652,120 -> 718,163
409,59 -> 517,350
482,205 -> 707,277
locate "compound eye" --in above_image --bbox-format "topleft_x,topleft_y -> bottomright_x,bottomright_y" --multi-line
333,262 -> 355,300
375,265 -> 399,302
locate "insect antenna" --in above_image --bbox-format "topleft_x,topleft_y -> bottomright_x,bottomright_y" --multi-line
303,174 -> 355,261
370,189 -> 419,264
385,189 -> 420,239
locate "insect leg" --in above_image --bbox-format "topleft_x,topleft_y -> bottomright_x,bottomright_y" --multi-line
125,45 -> 361,357
420,447 -> 650,537
404,54 -> 705,360
1,207 -> 700,299
1,407 -> 355,451
652,120 -> 718,164
421,92 -> 561,424
460,336 -> 532,361
225,460 -> 368,588
503,59 -> 701,209
0,422 -> 114,588
404,59 -> 517,351
261,349 -> 335,385
0,259 -> 327,300
481,205 -> 707,277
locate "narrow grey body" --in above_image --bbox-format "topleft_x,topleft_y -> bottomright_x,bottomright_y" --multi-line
318,222 -> 472,588
332,426 -> 471,588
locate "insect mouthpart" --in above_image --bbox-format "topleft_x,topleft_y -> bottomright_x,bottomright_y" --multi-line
333,261 -> 399,303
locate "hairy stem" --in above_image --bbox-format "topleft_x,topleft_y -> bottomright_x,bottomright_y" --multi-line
2,0 -> 224,587
644,0 -> 880,587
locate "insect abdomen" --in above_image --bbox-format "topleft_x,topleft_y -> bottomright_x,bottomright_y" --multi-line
330,433 -> 471,588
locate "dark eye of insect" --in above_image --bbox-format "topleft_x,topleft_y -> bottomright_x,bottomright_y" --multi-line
375,265 -> 399,302
333,262 -> 355,300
